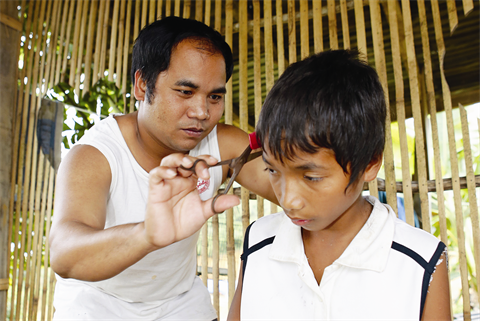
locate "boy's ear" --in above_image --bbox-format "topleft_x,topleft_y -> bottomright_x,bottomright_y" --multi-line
133,70 -> 147,102
363,153 -> 383,182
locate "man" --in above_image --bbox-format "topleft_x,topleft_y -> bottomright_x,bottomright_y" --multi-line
49,16 -> 276,320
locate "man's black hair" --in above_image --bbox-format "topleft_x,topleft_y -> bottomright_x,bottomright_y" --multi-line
256,50 -> 386,190
131,16 -> 233,103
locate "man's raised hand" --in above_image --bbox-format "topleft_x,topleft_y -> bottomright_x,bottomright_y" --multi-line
144,153 -> 240,249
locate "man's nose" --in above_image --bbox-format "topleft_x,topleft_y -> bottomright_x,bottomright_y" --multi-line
187,97 -> 209,120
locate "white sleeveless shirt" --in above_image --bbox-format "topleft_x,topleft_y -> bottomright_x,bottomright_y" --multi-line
53,115 -> 222,320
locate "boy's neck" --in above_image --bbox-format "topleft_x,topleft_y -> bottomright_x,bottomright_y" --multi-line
302,195 -> 373,285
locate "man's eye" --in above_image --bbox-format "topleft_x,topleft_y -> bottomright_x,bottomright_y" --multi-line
210,94 -> 223,101
178,90 -> 192,95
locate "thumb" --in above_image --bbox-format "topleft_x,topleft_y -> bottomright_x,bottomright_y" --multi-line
204,194 -> 240,215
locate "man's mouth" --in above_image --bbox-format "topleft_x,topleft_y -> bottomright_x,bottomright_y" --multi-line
182,127 -> 204,137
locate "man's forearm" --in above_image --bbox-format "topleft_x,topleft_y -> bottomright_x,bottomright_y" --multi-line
50,220 -> 157,281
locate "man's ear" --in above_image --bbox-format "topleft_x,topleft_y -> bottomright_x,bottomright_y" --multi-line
133,70 -> 147,101
363,153 -> 383,182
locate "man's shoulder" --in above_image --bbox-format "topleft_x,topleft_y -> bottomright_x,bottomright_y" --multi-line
246,212 -> 285,245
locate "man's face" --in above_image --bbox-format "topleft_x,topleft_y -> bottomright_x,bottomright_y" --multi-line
136,38 -> 227,154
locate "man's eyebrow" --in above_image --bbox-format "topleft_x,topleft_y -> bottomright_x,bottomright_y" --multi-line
174,80 -> 199,89
262,155 -> 272,166
211,86 -> 227,94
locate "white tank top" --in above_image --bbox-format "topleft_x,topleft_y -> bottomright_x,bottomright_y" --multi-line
53,115 -> 222,320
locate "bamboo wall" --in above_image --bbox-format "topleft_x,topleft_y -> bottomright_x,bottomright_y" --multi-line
4,0 -> 479,320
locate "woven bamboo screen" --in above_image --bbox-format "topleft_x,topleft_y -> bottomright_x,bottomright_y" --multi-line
5,0 -> 479,320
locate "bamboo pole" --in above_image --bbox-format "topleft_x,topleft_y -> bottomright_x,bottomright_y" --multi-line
183,0 -> 191,18
387,1 -> 414,224
195,0 -> 203,22
276,0 -> 285,75
149,0 -> 156,24
210,1 -> 222,314
200,0 -> 213,289
157,0 -> 163,19
431,0 -> 471,318
354,0 -> 366,57
8,2 -> 35,320
401,0 -> 431,230
253,0 -> 264,221
83,0 -> 98,95
201,226 -> 209,287
300,0 -> 309,59
30,158 -> 49,320
141,0 -> 148,28
340,0 -> 350,49
108,0 -> 120,82
75,0 -> 90,95
33,161 -> 49,319
165,0 -> 172,17
327,0 -> 338,49
60,0 -> 75,81
41,167 -> 55,321
7,1 -> 28,317
459,103 -> 480,308
15,2 -> 47,319
417,0 -> 448,244
369,0 -> 398,213
239,0 -> 250,234
204,0 -> 211,25
446,0 -> 458,34
287,0 -> 296,64
69,0 -> 83,87
130,0 -> 141,113
44,0 -> 60,92
174,0 -> 181,17
47,266 -> 55,320
462,0 -> 474,16
224,0 -> 235,306
122,0 -> 133,111
312,0 -> 323,53
54,0 -> 69,84
92,0 -> 106,85
116,0 -> 127,90
264,0 -> 274,92
99,0 -> 111,80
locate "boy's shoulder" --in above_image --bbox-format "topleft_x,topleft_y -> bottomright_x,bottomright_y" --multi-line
391,213 -> 442,261
246,212 -> 287,246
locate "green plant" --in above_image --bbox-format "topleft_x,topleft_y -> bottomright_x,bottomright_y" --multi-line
45,78 -> 125,149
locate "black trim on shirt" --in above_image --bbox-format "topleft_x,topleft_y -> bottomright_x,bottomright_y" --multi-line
240,221 -> 275,282
391,241 -> 446,320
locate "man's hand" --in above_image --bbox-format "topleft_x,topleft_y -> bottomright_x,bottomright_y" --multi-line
144,153 -> 240,248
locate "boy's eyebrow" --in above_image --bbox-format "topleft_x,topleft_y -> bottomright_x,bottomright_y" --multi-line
295,162 -> 327,171
174,79 -> 226,94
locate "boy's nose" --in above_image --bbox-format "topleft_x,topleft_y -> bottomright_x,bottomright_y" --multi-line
187,98 -> 209,120
279,179 -> 304,211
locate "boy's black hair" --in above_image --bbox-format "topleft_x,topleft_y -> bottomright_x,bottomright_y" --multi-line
256,50 -> 386,190
131,16 -> 233,103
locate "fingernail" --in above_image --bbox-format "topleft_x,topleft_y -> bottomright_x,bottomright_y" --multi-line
183,157 -> 193,165
166,169 -> 176,177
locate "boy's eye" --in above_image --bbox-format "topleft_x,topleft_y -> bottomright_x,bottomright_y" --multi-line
304,175 -> 323,182
264,167 -> 277,175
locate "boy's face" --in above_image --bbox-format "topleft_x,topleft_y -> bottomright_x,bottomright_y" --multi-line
262,146 -> 379,233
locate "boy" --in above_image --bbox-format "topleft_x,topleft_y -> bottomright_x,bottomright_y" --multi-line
227,50 -> 451,320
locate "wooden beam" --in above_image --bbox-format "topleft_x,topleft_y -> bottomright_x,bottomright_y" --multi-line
0,12 -> 21,31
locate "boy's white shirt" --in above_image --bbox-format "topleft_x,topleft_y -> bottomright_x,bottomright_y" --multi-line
241,195 -> 442,320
